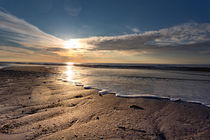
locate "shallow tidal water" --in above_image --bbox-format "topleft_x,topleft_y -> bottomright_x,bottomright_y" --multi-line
59,63 -> 210,106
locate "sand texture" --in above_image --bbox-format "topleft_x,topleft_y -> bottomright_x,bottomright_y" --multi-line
0,66 -> 210,140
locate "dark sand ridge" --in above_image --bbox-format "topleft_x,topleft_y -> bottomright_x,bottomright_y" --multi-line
0,66 -> 210,140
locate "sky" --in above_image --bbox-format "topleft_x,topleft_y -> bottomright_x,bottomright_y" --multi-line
0,0 -> 210,64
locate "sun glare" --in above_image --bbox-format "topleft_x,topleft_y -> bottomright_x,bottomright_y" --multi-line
64,39 -> 81,49
65,65 -> 74,82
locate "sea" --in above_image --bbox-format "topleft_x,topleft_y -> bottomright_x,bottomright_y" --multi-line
1,62 -> 210,106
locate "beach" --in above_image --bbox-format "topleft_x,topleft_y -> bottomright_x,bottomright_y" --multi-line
0,66 -> 210,140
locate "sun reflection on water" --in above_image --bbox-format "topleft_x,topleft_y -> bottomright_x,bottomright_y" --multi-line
62,62 -> 83,85
65,65 -> 74,82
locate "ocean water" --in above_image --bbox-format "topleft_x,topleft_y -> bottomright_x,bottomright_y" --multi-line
60,63 -> 210,106
1,62 -> 210,106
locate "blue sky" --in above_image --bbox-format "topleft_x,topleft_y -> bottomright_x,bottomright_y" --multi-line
0,0 -> 210,63
1,0 -> 209,39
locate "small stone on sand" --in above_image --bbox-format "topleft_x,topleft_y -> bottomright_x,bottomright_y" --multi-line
130,105 -> 144,110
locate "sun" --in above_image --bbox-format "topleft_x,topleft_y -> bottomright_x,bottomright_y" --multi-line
64,39 -> 81,49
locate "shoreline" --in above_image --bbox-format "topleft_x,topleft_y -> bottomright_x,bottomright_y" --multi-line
0,65 -> 210,107
2,65 -> 210,107
0,66 -> 210,139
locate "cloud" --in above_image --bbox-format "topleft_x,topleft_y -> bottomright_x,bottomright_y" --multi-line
126,26 -> 141,33
131,28 -> 140,33
77,22 -> 210,55
0,46 -> 35,55
152,22 -> 210,46
46,47 -> 67,52
0,10 -> 64,48
0,46 -> 68,62
0,10 -> 67,62
64,0 -> 82,16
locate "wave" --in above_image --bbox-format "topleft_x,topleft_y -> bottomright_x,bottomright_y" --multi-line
116,93 -> 210,107
64,79 -> 210,107
122,75 -> 210,82
1,62 -> 210,72
74,63 -> 210,72
0,61 -> 67,66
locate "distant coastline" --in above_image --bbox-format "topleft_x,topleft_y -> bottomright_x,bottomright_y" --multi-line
1,61 -> 210,72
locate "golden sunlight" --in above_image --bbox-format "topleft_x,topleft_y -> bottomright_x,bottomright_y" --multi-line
64,39 -> 81,49
66,65 -> 74,82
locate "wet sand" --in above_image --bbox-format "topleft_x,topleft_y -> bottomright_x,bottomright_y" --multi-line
0,66 -> 210,140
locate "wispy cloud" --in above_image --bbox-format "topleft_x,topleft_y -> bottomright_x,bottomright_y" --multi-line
126,26 -> 141,33
131,28 -> 140,33
78,22 -> 210,53
71,22 -> 210,63
0,10 -> 63,48
64,0 -> 82,16
0,10 -> 68,62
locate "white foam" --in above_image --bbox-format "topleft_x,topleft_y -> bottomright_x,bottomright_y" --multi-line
184,100 -> 204,105
74,82 -> 83,86
116,93 -> 168,99
170,98 -> 181,101
99,90 -> 109,94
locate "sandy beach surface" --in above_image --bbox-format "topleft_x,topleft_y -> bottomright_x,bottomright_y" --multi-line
0,66 -> 210,140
